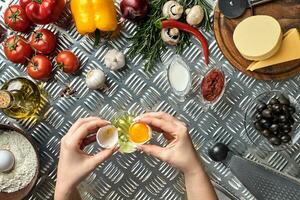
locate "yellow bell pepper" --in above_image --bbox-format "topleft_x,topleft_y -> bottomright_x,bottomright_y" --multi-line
70,0 -> 118,35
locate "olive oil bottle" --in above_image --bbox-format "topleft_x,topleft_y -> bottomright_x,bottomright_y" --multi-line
0,77 -> 45,119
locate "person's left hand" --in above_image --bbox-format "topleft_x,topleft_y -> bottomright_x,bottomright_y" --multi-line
55,117 -> 118,199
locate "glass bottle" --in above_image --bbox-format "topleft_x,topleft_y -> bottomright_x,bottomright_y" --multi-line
0,77 -> 43,119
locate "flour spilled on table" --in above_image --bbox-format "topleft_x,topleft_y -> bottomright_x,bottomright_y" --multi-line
0,131 -> 38,193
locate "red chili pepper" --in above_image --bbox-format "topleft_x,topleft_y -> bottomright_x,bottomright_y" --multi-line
156,19 -> 209,65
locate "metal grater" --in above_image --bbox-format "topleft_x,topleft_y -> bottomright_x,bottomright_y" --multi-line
229,156 -> 300,200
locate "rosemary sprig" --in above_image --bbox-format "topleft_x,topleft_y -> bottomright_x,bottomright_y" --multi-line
128,0 -> 212,71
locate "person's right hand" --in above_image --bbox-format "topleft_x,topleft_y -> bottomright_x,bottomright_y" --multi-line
136,112 -> 202,174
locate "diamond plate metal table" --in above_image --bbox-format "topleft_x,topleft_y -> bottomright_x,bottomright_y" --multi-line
0,0 -> 299,200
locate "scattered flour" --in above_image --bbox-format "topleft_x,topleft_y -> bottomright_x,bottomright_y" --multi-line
0,131 -> 38,193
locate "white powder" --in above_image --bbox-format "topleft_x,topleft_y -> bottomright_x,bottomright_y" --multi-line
0,131 -> 38,193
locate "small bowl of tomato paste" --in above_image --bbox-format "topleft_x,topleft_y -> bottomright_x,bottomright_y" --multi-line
200,67 -> 226,105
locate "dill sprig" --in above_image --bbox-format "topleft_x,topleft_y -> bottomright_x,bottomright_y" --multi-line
128,0 -> 212,71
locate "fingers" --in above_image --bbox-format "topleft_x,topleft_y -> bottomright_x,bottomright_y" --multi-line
138,117 -> 176,134
141,112 -> 176,122
80,134 -> 97,150
90,146 -> 118,167
72,119 -> 110,142
138,144 -> 166,161
67,117 -> 102,135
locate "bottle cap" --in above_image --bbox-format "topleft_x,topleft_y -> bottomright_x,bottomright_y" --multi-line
0,90 -> 12,109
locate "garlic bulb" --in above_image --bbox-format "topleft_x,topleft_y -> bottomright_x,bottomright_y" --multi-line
162,1 -> 184,20
161,28 -> 180,45
104,49 -> 126,71
86,69 -> 106,90
185,5 -> 204,26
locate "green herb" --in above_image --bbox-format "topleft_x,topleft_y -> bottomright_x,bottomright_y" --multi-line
128,0 -> 212,71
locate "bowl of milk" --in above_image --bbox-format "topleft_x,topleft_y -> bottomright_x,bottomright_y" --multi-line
167,55 -> 192,99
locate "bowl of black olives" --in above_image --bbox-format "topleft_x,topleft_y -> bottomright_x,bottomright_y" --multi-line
245,91 -> 299,151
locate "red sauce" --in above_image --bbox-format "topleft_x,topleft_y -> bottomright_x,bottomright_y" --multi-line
201,69 -> 225,102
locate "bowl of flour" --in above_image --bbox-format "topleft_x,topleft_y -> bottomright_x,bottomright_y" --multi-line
0,124 -> 39,200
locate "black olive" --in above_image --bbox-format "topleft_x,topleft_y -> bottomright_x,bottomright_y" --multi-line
256,102 -> 267,112
270,124 -> 279,132
254,122 -> 264,131
269,137 -> 281,146
267,104 -> 272,110
288,106 -> 296,114
208,143 -> 230,162
281,135 -> 291,143
262,109 -> 272,118
272,104 -> 281,113
270,97 -> 279,105
261,129 -> 272,138
255,113 -> 263,120
278,94 -> 290,105
272,116 -> 279,123
283,129 -> 291,134
279,115 -> 288,123
260,119 -> 271,128
282,124 -> 292,131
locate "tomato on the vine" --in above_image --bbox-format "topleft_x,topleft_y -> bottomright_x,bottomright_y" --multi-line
30,29 -> 57,54
27,55 -> 52,80
56,50 -> 80,73
4,35 -> 32,64
4,5 -> 30,32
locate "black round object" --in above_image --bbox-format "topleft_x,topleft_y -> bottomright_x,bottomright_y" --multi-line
282,105 -> 289,113
272,116 -> 279,123
256,102 -> 267,112
218,0 -> 247,19
261,129 -> 272,138
288,106 -> 296,114
270,97 -> 279,105
254,122 -> 263,131
281,135 -> 291,143
260,119 -> 271,128
262,109 -> 272,118
282,124 -> 291,131
269,137 -> 281,146
279,115 -> 288,123
255,113 -> 262,120
208,143 -> 230,162
272,104 -> 281,113
278,94 -> 290,105
270,124 -> 279,132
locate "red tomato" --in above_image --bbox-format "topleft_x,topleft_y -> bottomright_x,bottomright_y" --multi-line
19,0 -> 65,24
56,50 -> 79,73
4,35 -> 32,64
27,55 -> 52,80
30,29 -> 57,54
4,5 -> 30,32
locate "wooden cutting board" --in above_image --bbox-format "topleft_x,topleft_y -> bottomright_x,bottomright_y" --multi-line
213,0 -> 300,80
0,124 -> 39,200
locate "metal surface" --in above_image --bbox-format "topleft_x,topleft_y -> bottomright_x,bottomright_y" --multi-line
0,0 -> 299,200
229,156 -> 300,200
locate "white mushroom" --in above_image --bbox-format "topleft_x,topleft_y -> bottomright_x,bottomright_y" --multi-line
86,69 -> 106,90
161,28 -> 180,45
185,5 -> 204,26
104,49 -> 126,71
162,1 -> 184,20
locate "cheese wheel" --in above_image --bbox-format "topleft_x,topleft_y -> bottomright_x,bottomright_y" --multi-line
233,15 -> 282,61
247,28 -> 300,71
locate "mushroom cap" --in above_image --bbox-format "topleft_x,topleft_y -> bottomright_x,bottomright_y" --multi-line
186,5 -> 204,26
162,1 -> 184,20
161,28 -> 180,46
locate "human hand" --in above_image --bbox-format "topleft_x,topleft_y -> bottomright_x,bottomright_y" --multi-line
137,112 -> 202,174
55,117 -> 118,200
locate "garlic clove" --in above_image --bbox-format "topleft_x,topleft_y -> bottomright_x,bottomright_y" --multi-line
104,49 -> 126,71
86,69 -> 106,90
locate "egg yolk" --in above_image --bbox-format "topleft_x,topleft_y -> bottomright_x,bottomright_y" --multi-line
128,122 -> 150,143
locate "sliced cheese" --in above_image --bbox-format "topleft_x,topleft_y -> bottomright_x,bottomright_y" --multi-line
233,15 -> 282,61
247,28 -> 300,71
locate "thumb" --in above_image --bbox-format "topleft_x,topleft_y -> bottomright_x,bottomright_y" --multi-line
138,144 -> 166,161
90,146 -> 118,166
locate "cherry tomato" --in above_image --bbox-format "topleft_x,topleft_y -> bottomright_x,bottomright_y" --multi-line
4,35 -> 32,64
27,55 -> 52,80
19,0 -> 65,24
30,29 -> 56,54
4,5 -> 30,32
56,50 -> 79,73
